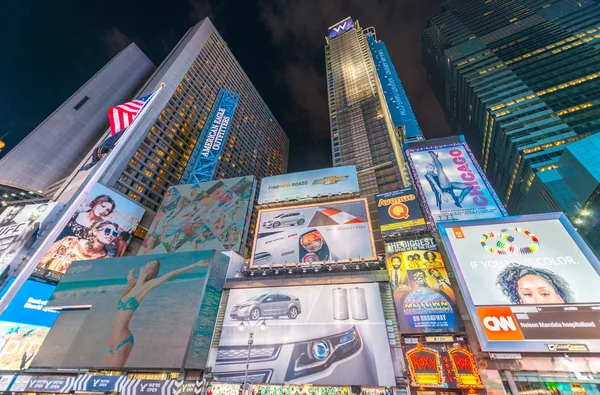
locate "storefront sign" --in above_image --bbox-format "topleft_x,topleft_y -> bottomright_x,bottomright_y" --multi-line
547,344 -> 589,352
9,375 -> 74,393
425,336 -> 454,343
489,353 -> 522,360
121,379 -> 176,395
73,375 -> 128,392
406,343 -> 443,387
0,375 -> 14,391
172,380 -> 203,395
447,347 -> 483,388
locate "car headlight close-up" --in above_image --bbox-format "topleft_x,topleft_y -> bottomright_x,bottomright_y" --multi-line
285,326 -> 361,380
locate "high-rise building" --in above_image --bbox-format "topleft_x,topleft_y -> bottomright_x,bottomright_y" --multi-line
422,0 -> 600,249
0,43 -> 155,195
325,17 -> 409,197
94,18 -> 288,240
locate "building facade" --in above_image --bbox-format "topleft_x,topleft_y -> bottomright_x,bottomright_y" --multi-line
422,0 -> 600,251
0,43 -> 155,195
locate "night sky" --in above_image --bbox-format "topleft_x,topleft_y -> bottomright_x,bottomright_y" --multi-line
0,0 -> 451,173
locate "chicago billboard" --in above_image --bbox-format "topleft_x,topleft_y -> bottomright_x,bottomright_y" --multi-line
33,183 -> 145,280
213,283 -> 395,386
252,199 -> 375,266
376,188 -> 426,236
0,202 -> 60,275
406,140 -> 506,225
32,250 -> 228,369
385,237 -> 464,333
439,213 -> 600,352
258,166 -> 359,205
139,176 -> 255,255
0,279 -> 58,370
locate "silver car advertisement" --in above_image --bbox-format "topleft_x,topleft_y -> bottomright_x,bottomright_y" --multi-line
251,199 -> 376,267
213,284 -> 395,386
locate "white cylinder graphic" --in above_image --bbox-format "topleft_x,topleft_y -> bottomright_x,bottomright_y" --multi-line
350,287 -> 368,320
332,288 -> 349,320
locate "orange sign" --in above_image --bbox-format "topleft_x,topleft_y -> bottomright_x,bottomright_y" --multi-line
477,307 -> 524,341
452,227 -> 465,239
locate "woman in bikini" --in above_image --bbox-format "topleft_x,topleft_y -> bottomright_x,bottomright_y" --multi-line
424,151 -> 473,210
103,259 -> 205,367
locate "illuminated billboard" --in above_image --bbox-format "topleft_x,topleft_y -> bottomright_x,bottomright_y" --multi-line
0,202 -> 60,275
252,199 -> 375,266
0,279 -> 58,370
438,213 -> 600,352
328,17 -> 355,38
139,176 -> 255,255
181,89 -> 239,183
376,188 -> 426,236
258,166 -> 359,205
406,140 -> 507,225
213,283 -> 395,386
33,183 -> 145,280
32,250 -> 228,370
385,237 -> 464,333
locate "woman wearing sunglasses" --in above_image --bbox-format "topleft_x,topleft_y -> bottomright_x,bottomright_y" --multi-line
38,221 -> 120,275
59,195 -> 116,241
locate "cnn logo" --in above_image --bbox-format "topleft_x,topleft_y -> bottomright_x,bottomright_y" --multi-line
477,307 -> 524,340
483,316 -> 517,331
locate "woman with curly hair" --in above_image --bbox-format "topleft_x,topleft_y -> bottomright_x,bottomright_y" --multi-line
496,264 -> 574,304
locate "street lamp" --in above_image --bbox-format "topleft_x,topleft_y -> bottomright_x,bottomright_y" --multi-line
238,319 -> 267,393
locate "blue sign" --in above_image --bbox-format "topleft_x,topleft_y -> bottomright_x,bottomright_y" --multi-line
366,34 -> 423,141
328,17 -> 355,38
73,375 -> 128,392
0,279 -> 57,327
181,89 -> 240,184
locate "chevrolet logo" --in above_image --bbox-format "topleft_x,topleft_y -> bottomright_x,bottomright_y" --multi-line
313,176 -> 348,185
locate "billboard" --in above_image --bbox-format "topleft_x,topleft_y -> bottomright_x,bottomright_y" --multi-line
33,183 -> 145,280
213,283 -> 395,386
385,237 -> 464,333
0,202 -> 60,275
139,177 -> 255,255
438,213 -> 600,352
328,17 -> 355,38
252,199 -> 375,266
181,89 -> 239,183
376,188 -> 426,236
258,166 -> 359,205
32,250 -> 228,369
405,141 -> 507,225
0,279 -> 58,370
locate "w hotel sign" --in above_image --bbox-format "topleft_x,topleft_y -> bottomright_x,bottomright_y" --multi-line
328,17 -> 355,38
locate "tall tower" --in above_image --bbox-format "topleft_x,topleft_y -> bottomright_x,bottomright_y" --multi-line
325,17 -> 407,197
422,0 -> 600,233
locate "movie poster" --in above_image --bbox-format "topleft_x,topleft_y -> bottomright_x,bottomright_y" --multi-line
385,237 -> 464,333
375,188 -> 426,236
33,184 -> 145,279
139,176 -> 255,255
406,141 -> 507,225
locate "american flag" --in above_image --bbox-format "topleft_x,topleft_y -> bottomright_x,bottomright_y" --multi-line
108,93 -> 154,135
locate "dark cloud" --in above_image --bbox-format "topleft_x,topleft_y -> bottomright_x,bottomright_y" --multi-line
103,27 -> 133,57
188,0 -> 214,22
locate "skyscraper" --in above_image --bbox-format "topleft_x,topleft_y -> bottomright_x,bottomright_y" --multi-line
422,0 -> 600,240
325,17 -> 409,197
0,43 -> 155,195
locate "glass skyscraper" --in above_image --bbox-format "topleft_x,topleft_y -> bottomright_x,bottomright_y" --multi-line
422,0 -> 600,251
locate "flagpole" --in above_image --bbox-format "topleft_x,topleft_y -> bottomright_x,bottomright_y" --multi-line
0,83 -> 166,315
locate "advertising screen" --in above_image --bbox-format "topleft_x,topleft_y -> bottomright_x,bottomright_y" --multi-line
438,213 -> 600,352
328,17 -> 355,38
0,203 -> 60,275
139,176 -> 255,255
376,188 -> 426,236
258,166 -> 359,205
385,237 -> 464,333
213,284 -> 395,386
0,279 -> 58,370
32,250 -> 228,369
406,141 -> 506,225
33,183 -> 145,280
252,199 -> 375,266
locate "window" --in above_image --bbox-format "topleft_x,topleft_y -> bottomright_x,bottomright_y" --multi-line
73,96 -> 89,110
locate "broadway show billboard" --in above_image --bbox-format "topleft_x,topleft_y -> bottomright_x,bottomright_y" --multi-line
376,188 -> 426,236
252,199 -> 375,266
385,237 -> 464,333
0,279 -> 58,370
32,250 -> 228,369
0,202 -> 60,275
33,183 -> 145,280
213,284 -> 395,386
258,166 -> 359,205
439,213 -> 600,352
406,140 -> 507,225
139,176 -> 255,255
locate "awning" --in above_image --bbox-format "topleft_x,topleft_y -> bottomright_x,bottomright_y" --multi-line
73,375 -> 129,392
120,380 -> 176,395
8,375 -> 76,393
